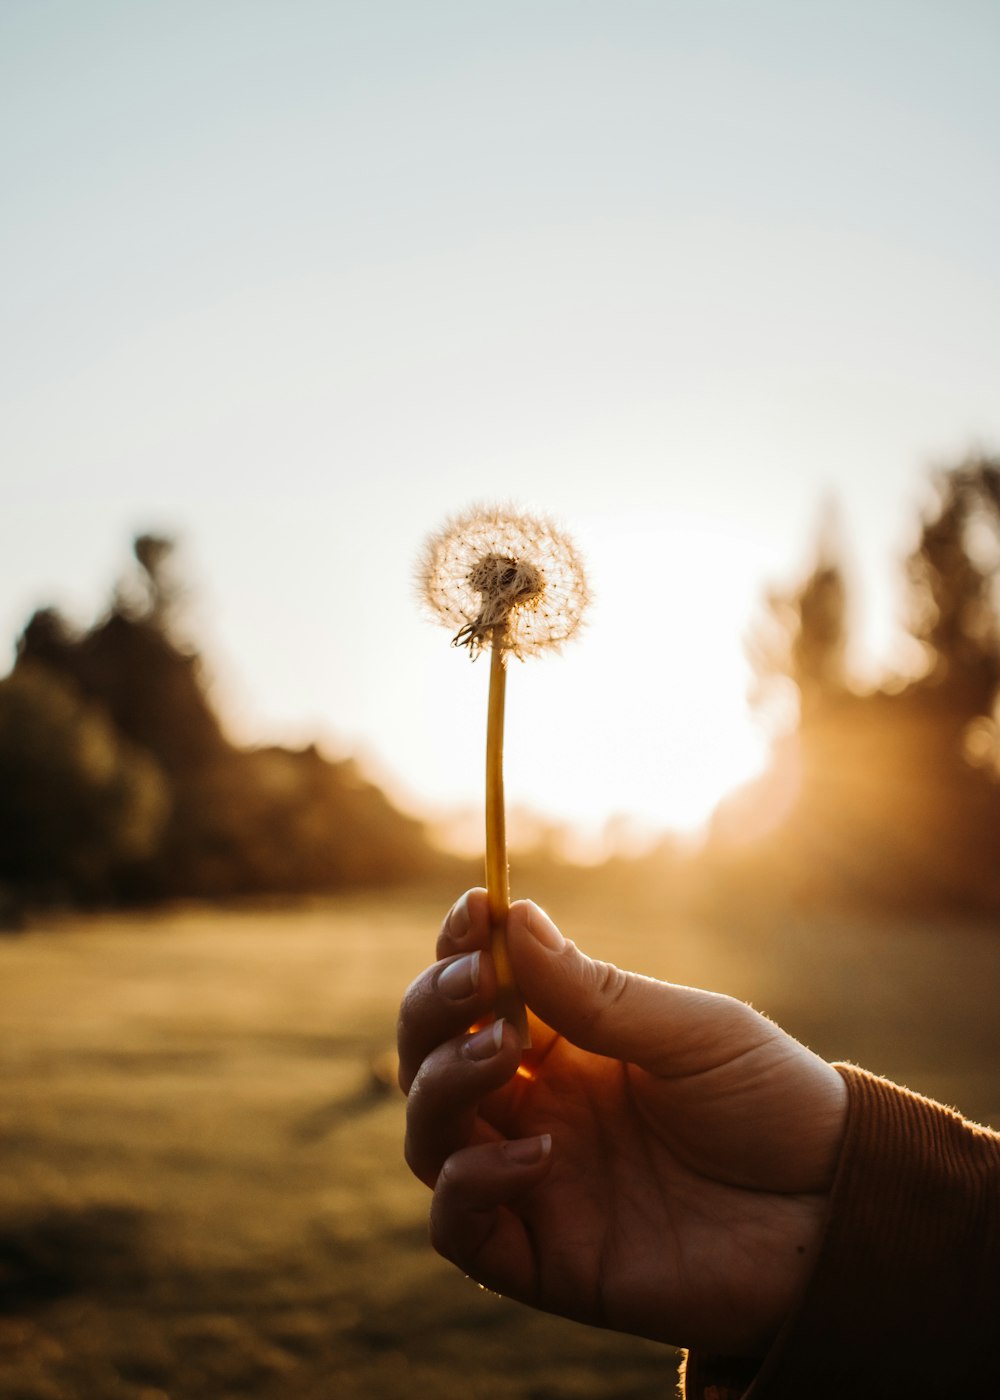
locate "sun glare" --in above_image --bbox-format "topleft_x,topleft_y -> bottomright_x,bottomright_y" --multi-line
427,511 -> 775,861
509,661 -> 769,861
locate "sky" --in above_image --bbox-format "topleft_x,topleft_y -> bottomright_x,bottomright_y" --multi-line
3,0 -> 1000,857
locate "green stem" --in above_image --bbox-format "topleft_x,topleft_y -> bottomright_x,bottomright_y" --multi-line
485,625 -> 530,1045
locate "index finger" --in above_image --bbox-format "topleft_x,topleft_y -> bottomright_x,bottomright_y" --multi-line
397,889 -> 497,1097
435,888 -> 492,961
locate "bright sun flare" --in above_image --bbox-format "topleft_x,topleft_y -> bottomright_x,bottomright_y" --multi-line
427,512 -> 773,862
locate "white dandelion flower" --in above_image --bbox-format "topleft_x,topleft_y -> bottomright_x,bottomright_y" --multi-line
419,504 -> 590,660
418,504 -> 591,1046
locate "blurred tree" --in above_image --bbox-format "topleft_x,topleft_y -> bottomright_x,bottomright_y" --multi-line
736,466 -> 1000,912
133,533 -> 182,623
0,663 -> 169,902
111,533 -> 185,627
19,561 -> 225,779
9,532 -> 440,904
906,457 -> 1000,715
750,510 -> 850,726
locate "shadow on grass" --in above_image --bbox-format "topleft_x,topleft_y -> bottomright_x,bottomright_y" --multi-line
0,1207 -> 678,1399
0,1205 -> 150,1312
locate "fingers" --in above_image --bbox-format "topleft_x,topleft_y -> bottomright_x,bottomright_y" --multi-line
504,899 -> 772,1078
398,895 -> 499,1095
430,1136 -> 553,1301
408,889 -> 769,1088
404,1020 -> 522,1186
400,889 -> 529,1188
397,948 -> 496,1094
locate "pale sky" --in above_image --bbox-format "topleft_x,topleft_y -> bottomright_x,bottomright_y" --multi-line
3,1 -> 1000,855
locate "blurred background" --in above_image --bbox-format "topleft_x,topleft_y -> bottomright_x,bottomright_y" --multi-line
2,2 -> 999,1396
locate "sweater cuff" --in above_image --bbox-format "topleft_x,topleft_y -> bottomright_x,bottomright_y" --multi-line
684,1065 -> 1000,1400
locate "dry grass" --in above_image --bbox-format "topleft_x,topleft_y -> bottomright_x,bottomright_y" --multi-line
1,882 -> 997,1398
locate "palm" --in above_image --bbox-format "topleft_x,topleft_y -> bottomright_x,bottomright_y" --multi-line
469,1012 -> 836,1352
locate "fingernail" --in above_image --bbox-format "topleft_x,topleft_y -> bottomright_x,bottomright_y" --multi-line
438,951 -> 481,1001
464,1019 -> 505,1060
503,1134 -> 552,1165
448,891 -> 472,941
526,903 -> 565,951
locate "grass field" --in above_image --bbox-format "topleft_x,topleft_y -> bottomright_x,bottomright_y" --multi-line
2,881 -> 997,1399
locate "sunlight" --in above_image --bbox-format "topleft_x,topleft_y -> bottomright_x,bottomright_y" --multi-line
393,509 -> 777,863
483,511 -> 774,857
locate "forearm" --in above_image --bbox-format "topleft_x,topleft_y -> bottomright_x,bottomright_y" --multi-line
684,1067 -> 1000,1399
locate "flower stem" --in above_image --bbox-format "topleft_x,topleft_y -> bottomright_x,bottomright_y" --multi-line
485,625 -> 531,1046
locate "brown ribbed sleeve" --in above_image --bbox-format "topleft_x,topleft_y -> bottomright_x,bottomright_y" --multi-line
683,1065 -> 1000,1400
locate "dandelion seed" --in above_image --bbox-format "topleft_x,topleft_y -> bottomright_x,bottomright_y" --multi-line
420,504 -> 589,660
418,505 -> 590,1044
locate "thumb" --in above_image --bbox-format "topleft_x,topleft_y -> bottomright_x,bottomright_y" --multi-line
505,900 -> 759,1078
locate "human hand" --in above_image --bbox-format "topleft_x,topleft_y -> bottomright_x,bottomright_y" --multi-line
398,890 -> 848,1357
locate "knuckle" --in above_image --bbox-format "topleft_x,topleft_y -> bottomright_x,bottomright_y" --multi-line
405,1056 -> 431,1107
397,971 -> 429,1035
568,958 -> 631,1041
403,1099 -> 440,1188
429,1166 -> 470,1265
594,958 -> 629,1008
428,1195 -> 454,1262
589,958 -> 630,1019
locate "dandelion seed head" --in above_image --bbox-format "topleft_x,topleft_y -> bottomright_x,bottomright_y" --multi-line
418,504 -> 590,659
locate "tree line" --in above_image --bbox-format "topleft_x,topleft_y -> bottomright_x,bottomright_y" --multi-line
712,454 -> 1000,911
0,537 -> 442,913
3,455 -> 1000,918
